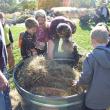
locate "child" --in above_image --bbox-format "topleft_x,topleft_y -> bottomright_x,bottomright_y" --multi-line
20,18 -> 39,59
49,22 -> 80,67
35,9 -> 49,55
0,12 -> 15,70
73,26 -> 110,110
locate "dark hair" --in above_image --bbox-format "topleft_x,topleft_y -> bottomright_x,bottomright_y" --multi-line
49,16 -> 76,39
56,23 -> 72,38
25,18 -> 39,29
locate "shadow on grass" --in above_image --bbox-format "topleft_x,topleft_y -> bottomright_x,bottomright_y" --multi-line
80,19 -> 110,31
79,22 -> 96,31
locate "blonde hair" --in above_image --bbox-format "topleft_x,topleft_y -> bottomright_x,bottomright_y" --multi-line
96,22 -> 110,32
91,26 -> 109,44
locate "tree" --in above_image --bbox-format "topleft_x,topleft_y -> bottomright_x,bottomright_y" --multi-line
38,0 -> 62,9
21,1 -> 37,11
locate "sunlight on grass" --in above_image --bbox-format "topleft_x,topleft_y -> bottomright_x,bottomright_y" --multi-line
10,24 -> 26,64
74,23 -> 92,55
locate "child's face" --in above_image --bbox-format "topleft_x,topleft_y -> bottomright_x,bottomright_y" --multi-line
57,31 -> 65,38
36,17 -> 46,26
27,27 -> 37,35
57,30 -> 67,38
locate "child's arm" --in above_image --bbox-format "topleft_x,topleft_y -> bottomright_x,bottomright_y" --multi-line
20,36 -> 28,59
9,28 -> 13,43
0,70 -> 8,91
47,39 -> 55,59
18,33 -> 23,48
75,53 -> 94,85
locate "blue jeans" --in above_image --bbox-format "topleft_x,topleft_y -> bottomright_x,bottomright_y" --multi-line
0,92 -> 6,110
3,87 -> 12,110
3,68 -> 12,110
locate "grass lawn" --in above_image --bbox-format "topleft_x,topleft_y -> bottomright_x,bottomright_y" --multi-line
11,24 -> 26,64
74,23 -> 92,54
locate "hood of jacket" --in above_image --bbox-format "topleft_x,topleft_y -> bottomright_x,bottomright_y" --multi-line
92,46 -> 110,69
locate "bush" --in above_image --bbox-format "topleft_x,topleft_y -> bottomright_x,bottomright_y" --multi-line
12,14 -> 32,25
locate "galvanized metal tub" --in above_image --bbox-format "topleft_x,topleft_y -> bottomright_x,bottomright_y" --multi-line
13,62 -> 85,110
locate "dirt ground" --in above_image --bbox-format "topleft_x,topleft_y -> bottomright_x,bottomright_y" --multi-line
10,89 -> 22,110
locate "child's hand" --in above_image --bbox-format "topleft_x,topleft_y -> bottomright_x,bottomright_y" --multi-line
72,80 -> 78,86
72,80 -> 79,91
31,49 -> 37,56
0,71 -> 9,91
72,80 -> 85,93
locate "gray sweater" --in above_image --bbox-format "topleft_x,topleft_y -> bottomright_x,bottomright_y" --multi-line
79,45 -> 110,109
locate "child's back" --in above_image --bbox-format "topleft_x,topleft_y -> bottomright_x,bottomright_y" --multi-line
73,26 -> 110,110
84,46 -> 110,109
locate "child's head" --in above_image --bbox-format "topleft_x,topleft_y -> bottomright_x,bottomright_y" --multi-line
25,18 -> 39,35
90,26 -> 109,48
35,9 -> 46,26
56,23 -> 72,39
0,12 -> 5,25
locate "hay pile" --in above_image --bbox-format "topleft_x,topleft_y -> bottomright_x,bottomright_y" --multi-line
17,56 -> 80,96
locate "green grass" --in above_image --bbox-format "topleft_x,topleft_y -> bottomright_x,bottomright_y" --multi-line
74,23 -> 92,52
10,24 -> 26,64
9,24 -> 26,89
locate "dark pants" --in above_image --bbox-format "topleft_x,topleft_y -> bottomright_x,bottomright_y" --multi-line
84,106 -> 106,110
3,87 -> 12,110
3,69 -> 12,110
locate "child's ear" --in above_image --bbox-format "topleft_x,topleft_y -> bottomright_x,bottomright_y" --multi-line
91,38 -> 97,48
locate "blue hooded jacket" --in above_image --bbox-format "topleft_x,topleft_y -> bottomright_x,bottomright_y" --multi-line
79,45 -> 110,109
